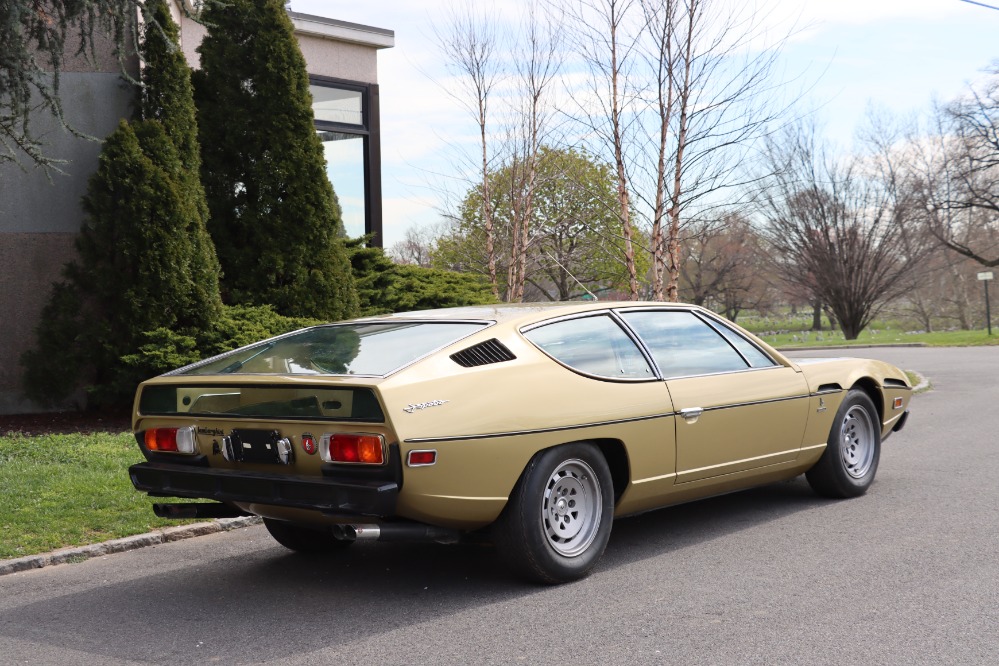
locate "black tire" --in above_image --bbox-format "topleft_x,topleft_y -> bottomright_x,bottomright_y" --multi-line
806,389 -> 881,498
496,443 -> 614,584
263,518 -> 353,553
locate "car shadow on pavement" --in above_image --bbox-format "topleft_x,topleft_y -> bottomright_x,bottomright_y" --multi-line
0,476 -> 834,664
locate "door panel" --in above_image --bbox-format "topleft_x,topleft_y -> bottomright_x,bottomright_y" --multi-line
667,367 -> 809,483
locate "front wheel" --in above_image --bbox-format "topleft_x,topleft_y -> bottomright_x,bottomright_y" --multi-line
263,518 -> 353,553
806,389 -> 881,498
496,443 -> 614,584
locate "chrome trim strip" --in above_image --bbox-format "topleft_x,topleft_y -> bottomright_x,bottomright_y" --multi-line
882,411 -> 904,428
424,494 -> 507,501
404,412 -> 677,444
676,448 -> 801,478
812,388 -> 843,396
630,472 -> 677,485
698,394 -> 810,413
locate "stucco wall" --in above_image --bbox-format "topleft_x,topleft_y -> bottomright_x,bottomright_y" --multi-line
297,36 -> 378,83
0,234 -> 81,413
0,72 -> 136,411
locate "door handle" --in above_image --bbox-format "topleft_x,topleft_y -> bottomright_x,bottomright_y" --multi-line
680,407 -> 703,423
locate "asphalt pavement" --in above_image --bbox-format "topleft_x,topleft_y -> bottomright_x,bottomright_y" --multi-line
0,346 -> 996,665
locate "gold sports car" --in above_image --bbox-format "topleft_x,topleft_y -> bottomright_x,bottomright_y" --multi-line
129,302 -> 912,583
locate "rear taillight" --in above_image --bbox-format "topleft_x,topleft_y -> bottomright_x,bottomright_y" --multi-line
144,426 -> 197,454
320,433 -> 385,465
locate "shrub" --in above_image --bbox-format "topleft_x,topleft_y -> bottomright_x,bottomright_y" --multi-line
194,0 -> 357,320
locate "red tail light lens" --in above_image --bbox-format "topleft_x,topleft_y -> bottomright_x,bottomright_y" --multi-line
144,427 -> 197,454
321,433 -> 385,465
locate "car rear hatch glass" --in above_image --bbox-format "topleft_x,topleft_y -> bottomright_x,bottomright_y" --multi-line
169,321 -> 489,377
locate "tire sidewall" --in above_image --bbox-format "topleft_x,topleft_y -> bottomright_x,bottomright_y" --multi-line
504,442 -> 615,584
826,390 -> 882,494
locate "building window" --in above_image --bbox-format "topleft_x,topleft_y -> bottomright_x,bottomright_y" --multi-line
310,76 -> 382,245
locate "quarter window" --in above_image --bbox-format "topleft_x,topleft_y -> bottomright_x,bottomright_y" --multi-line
708,319 -> 777,368
621,311 -> 749,378
524,315 -> 653,380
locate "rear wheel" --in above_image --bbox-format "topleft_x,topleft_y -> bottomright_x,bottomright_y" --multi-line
263,518 -> 353,553
496,443 -> 614,584
806,389 -> 881,498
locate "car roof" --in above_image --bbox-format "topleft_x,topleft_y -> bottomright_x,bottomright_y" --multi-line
352,301 -> 701,327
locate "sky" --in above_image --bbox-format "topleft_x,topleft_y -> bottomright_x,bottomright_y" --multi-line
289,0 -> 999,249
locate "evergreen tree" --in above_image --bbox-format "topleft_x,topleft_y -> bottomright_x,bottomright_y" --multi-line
23,3 -> 226,408
140,0 -> 222,323
193,0 -> 358,320
24,120 -> 215,406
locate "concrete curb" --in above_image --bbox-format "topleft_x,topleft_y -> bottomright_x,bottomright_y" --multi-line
0,516 -> 262,577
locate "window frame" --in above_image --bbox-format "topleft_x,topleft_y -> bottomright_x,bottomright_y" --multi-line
310,75 -> 383,246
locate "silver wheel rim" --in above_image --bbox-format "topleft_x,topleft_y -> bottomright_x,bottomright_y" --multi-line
841,405 -> 876,479
542,458 -> 602,558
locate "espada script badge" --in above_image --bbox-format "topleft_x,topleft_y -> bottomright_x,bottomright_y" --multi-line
404,399 -> 449,414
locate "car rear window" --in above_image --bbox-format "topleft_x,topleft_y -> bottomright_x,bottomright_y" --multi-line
139,385 -> 385,422
172,322 -> 488,377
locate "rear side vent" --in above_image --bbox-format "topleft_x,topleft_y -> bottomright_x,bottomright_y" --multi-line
450,339 -> 516,368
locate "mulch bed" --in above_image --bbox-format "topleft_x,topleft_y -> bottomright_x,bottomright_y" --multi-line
0,411 -> 132,436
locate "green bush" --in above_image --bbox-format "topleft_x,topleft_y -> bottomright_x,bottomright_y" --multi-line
349,239 -> 497,315
194,0 -> 358,320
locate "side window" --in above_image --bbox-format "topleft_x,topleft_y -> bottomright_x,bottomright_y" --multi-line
523,315 -> 653,380
620,311 -> 749,378
709,319 -> 777,368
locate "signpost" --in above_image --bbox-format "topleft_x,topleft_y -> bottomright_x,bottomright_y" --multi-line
979,271 -> 994,336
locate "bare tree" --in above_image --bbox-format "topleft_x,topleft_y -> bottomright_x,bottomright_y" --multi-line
917,64 -> 999,268
758,120 -> 928,339
634,0 -> 796,301
680,211 -> 770,320
389,223 -> 447,267
561,0 -> 642,299
435,4 -> 504,297
504,1 -> 562,302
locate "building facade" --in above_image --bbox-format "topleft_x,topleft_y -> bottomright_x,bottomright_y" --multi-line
0,4 -> 393,413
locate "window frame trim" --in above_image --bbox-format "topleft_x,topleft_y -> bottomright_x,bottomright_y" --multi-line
309,75 -> 383,246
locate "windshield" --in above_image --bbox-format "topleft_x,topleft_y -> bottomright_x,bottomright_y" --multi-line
173,321 -> 489,377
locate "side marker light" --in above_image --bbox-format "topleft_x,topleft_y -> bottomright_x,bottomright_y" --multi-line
407,450 -> 437,467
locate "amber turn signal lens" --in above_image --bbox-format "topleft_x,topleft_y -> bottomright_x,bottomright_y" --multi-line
328,434 -> 384,464
893,397 -> 904,410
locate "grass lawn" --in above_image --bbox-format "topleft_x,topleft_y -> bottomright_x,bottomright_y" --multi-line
756,328 -> 999,349
0,431 -> 193,560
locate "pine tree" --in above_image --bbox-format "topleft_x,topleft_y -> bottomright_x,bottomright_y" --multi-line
140,0 -> 222,323
23,120 -> 214,406
23,3 -> 226,408
194,0 -> 358,320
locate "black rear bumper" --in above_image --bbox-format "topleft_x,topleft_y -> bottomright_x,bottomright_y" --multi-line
129,462 -> 399,517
